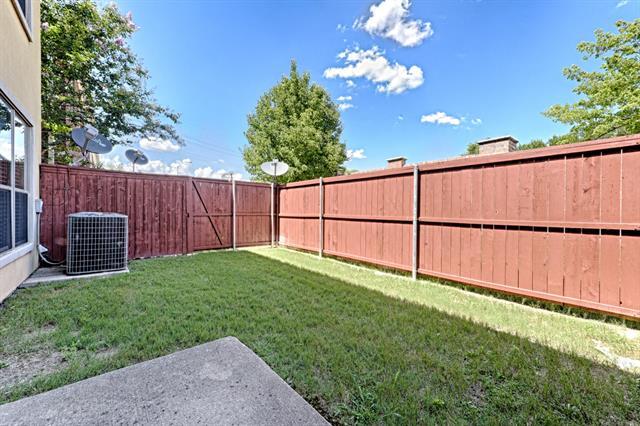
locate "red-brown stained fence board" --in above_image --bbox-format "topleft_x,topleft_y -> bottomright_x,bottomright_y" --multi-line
481,227 -> 493,282
517,228 -> 533,290
442,225 -> 452,274
547,232 -> 564,296
548,158 -> 565,222
450,225 -> 461,277
40,165 -> 271,261
492,226 -> 506,285
580,231 -> 600,302
601,151 -> 621,223
600,232 -> 621,306
469,226 -> 482,280
505,229 -> 519,288
621,233 -> 640,310
564,232 -> 581,299
279,134 -> 640,319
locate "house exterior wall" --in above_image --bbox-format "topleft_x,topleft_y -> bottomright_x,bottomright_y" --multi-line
0,1 -> 41,302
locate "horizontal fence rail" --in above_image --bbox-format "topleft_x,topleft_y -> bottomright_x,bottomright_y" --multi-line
40,165 -> 272,261
278,135 -> 640,319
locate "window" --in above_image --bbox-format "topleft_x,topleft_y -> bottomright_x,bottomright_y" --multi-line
16,0 -> 27,16
0,97 -> 32,255
12,0 -> 32,37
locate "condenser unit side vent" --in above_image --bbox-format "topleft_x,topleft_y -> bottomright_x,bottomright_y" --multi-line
66,212 -> 128,275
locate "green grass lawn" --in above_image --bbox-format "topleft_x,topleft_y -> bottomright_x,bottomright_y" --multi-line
1,247 -> 639,424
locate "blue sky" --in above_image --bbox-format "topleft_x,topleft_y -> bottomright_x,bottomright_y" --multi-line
103,0 -> 638,179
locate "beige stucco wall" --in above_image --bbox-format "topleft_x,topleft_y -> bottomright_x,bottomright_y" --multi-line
0,1 -> 41,301
0,253 -> 33,302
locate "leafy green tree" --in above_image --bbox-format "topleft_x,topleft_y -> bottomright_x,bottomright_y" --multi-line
544,19 -> 640,143
464,143 -> 479,155
243,61 -> 347,183
518,139 -> 547,150
41,0 -> 181,164
547,133 -> 580,146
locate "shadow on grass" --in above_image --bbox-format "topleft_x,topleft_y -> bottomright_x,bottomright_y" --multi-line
310,249 -> 640,330
1,250 -> 639,424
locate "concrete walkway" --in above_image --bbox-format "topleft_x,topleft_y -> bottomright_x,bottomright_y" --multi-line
0,337 -> 328,425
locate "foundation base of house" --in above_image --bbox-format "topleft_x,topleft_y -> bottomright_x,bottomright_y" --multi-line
20,266 -> 129,288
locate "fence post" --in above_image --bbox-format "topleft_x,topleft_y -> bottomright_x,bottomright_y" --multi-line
232,177 -> 236,251
319,177 -> 324,257
185,176 -> 194,255
270,182 -> 275,247
412,165 -> 419,280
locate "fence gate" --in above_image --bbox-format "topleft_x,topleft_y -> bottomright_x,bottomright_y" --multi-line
188,178 -> 232,251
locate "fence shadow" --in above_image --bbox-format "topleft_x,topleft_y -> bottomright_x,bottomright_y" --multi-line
309,247 -> 640,330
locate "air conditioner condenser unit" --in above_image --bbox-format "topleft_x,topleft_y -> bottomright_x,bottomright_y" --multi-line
66,212 -> 128,275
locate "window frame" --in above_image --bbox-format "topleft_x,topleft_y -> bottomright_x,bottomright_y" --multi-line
0,93 -> 34,268
10,0 -> 33,42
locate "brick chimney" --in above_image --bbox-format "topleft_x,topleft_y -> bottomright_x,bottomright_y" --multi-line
386,156 -> 407,169
477,136 -> 519,155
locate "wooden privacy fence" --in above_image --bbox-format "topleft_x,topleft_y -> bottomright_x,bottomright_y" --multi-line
40,165 -> 272,261
278,135 -> 640,319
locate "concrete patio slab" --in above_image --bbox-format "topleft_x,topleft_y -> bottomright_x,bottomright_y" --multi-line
0,337 -> 328,426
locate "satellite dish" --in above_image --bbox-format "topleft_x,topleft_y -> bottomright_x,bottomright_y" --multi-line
125,149 -> 149,172
260,159 -> 289,178
70,125 -> 113,154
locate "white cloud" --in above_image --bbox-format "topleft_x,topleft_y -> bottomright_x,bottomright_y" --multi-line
346,80 -> 356,88
166,159 -> 192,175
324,46 -> 423,94
420,112 -> 461,126
194,167 -> 242,180
114,158 -> 192,175
142,160 -> 177,174
100,155 -> 127,171
337,95 -> 354,110
102,155 -> 244,180
139,137 -> 181,152
616,0 -> 629,7
471,118 -> 482,125
105,158 -> 182,174
337,23 -> 348,32
397,115 -> 404,121
354,0 -> 433,47
346,148 -> 366,160
194,166 -> 216,178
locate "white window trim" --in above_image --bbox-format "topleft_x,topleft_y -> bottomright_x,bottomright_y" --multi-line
10,0 -> 33,42
0,93 -> 35,264
0,242 -> 33,269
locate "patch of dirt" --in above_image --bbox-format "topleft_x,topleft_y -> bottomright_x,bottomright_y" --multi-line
0,350 -> 66,391
467,382 -> 486,408
94,347 -> 118,360
23,323 -> 57,341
